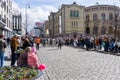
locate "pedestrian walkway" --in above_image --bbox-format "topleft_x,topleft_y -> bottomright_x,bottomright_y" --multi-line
38,46 -> 120,80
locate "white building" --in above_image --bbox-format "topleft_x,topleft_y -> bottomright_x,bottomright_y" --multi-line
0,0 -> 12,38
12,9 -> 23,35
30,27 -> 40,37
21,23 -> 26,36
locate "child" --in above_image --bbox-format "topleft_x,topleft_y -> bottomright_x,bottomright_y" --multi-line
28,47 -> 39,68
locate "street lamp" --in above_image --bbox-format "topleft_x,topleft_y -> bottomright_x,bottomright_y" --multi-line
25,3 -> 30,35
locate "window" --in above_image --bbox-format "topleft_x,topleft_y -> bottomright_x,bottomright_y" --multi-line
76,22 -> 78,28
70,10 -> 73,17
71,22 -> 73,28
86,15 -> 89,22
7,6 -> 8,13
101,26 -> 106,34
70,10 -> 79,17
74,21 -> 75,27
109,13 -> 113,21
86,27 -> 90,34
93,13 -> 97,21
71,21 -> 78,28
93,26 -> 98,35
74,10 -> 76,17
108,7 -> 110,10
76,11 -> 79,17
109,26 -> 114,34
86,24 -> 90,34
101,13 -> 106,21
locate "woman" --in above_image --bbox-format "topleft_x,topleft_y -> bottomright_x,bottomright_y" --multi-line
0,34 -> 7,68
22,38 -> 32,49
17,47 -> 31,67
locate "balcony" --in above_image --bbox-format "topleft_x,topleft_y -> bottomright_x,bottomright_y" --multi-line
0,17 -> 6,28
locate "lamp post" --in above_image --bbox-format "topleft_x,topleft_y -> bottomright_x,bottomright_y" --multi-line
25,3 -> 30,35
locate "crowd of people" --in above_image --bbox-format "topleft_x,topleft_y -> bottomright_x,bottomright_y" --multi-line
1,33 -> 120,68
40,38 -> 63,49
0,34 -> 40,68
64,35 -> 120,53
0,34 -> 64,68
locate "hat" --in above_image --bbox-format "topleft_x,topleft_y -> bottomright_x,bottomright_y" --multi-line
14,34 -> 18,36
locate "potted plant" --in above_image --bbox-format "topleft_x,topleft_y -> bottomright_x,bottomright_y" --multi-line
0,66 -> 43,80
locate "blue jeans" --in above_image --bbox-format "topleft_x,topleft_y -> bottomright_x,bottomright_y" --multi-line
0,52 -> 4,68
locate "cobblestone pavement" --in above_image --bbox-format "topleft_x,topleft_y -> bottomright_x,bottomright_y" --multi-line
37,46 -> 120,80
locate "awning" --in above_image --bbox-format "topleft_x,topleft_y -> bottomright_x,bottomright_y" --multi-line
0,20 -> 12,32
3,26 -> 12,32
0,20 -> 6,28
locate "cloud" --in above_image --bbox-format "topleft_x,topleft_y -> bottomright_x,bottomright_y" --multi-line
12,1 -> 20,10
12,1 -> 58,32
19,5 -> 57,31
13,1 -> 57,27
21,5 -> 57,25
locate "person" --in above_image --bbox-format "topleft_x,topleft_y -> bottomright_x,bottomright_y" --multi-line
16,36 -> 21,50
22,37 -> 32,49
35,37 -> 40,50
42,39 -> 46,47
7,37 -> 10,48
10,34 -> 18,66
85,37 -> 90,51
29,36 -> 34,47
0,34 -> 7,68
28,47 -> 39,68
58,39 -> 62,49
17,47 -> 31,67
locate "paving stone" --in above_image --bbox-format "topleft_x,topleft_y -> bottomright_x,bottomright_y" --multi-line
36,46 -> 120,80
5,45 -> 120,80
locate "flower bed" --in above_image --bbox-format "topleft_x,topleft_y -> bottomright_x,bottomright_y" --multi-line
0,66 -> 42,80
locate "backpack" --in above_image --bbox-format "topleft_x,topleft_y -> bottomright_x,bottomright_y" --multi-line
0,40 -> 6,52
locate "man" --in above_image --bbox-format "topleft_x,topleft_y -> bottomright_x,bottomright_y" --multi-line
35,37 -> 40,50
10,35 -> 18,66
58,39 -> 62,50
85,37 -> 90,51
0,34 -> 7,68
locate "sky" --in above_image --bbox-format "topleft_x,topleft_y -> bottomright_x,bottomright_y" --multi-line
12,0 -> 120,31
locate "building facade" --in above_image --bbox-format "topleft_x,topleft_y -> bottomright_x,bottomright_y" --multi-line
0,0 -> 12,38
44,20 -> 49,37
85,5 -> 120,38
12,10 -> 22,35
48,12 -> 55,37
21,23 -> 25,35
47,2 -> 120,39
30,22 -> 45,38
48,2 -> 85,38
